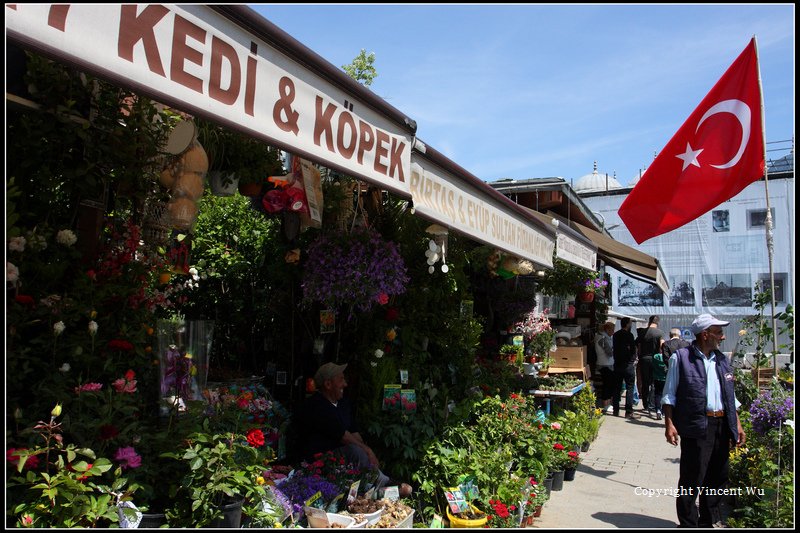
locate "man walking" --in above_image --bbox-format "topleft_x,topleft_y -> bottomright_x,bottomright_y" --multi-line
661,314 -> 745,528
637,315 -> 665,413
612,317 -> 637,418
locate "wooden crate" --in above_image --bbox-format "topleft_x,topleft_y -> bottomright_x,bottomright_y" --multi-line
754,366 -> 777,386
548,346 -> 587,373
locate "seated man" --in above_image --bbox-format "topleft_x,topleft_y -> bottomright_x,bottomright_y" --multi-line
298,362 -> 412,497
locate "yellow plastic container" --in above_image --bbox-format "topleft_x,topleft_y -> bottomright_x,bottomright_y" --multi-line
446,504 -> 488,528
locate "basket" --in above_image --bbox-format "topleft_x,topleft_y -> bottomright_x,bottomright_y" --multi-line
446,504 -> 487,528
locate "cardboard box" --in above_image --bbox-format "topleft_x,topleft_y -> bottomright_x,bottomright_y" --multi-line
548,346 -> 587,373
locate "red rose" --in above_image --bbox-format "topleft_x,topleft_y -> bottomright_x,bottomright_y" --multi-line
14,295 -> 34,305
246,428 -> 265,448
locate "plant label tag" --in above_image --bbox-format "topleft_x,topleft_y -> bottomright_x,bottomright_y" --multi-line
303,506 -> 329,528
347,480 -> 360,505
381,485 -> 400,501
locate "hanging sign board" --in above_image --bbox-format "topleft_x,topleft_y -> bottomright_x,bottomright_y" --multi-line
6,4 -> 412,196
556,232 -> 597,271
410,159 -> 555,268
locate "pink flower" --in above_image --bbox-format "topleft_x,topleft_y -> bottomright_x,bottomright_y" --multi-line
112,375 -> 137,393
550,422 -> 561,430
114,447 -> 142,470
75,382 -> 103,394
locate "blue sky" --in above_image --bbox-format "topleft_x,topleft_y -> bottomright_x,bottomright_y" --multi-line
250,4 -> 794,187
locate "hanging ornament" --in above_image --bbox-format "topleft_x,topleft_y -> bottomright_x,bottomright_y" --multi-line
424,224 -> 449,274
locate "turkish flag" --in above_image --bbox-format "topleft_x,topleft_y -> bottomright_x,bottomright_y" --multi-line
619,38 -> 765,244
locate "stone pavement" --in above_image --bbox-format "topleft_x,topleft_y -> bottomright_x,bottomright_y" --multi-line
531,407 -> 681,528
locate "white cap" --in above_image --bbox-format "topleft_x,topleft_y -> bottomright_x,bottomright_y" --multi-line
689,313 -> 730,335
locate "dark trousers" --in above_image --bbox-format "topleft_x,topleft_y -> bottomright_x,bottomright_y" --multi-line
612,363 -> 636,414
676,417 -> 731,527
639,355 -> 655,409
653,380 -> 665,412
598,366 -> 615,401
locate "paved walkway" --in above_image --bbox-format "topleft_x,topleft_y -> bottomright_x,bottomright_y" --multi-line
532,407 -> 681,528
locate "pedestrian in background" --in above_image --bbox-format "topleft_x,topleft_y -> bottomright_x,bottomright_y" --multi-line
594,321 -> 616,414
653,328 -> 688,420
661,314 -> 745,528
637,315 -> 665,413
612,317 -> 637,418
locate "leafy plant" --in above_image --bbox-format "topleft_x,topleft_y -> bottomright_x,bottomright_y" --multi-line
6,406 -> 137,528
161,430 -> 273,527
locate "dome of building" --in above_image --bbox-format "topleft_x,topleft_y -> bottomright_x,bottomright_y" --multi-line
629,167 -> 647,187
574,161 -> 623,193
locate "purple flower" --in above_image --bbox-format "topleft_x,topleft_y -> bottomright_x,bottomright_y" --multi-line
273,475 -> 342,515
301,226 -> 408,314
749,390 -> 793,435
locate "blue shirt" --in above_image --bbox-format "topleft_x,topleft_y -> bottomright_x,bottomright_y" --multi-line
661,346 -> 740,411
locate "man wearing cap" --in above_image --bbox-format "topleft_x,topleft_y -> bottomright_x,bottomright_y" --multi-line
661,314 -> 746,528
298,362 -> 412,497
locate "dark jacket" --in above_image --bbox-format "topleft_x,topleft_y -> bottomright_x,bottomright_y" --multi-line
672,345 -> 738,442
612,329 -> 637,369
297,392 -> 358,461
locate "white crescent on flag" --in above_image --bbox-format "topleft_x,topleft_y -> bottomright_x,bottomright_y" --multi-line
695,99 -> 752,169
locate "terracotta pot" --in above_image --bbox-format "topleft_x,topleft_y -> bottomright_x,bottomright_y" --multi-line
578,290 -> 595,302
533,505 -> 542,518
238,181 -> 263,196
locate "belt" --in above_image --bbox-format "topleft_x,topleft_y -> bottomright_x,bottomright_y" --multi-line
706,410 -> 725,418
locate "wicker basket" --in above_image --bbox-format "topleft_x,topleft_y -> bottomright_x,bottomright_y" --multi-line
142,199 -> 171,246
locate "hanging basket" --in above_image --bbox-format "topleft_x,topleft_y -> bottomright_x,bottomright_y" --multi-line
142,199 -> 171,246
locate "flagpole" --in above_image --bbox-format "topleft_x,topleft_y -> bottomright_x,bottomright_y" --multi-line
753,36 -> 780,376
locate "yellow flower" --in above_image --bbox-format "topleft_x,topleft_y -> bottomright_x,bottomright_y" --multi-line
256,476 -> 266,485
738,329 -> 747,336
51,403 -> 62,417
386,328 -> 397,341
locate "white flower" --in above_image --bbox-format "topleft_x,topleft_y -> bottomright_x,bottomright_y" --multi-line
374,349 -> 384,359
59,363 -> 71,373
7,262 -> 19,283
53,321 -> 66,336
188,267 -> 198,276
88,321 -> 98,336
785,420 -> 795,430
56,229 -> 78,247
8,236 -> 26,252
370,362 -> 378,367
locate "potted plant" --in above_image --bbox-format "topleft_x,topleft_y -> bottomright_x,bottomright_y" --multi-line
578,271 -> 609,302
161,429 -> 275,527
499,343 -> 524,367
196,119 -> 284,197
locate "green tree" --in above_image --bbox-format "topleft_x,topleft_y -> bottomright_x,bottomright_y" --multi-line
342,49 -> 378,86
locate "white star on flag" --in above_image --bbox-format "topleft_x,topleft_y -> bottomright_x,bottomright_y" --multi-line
676,143 -> 704,171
